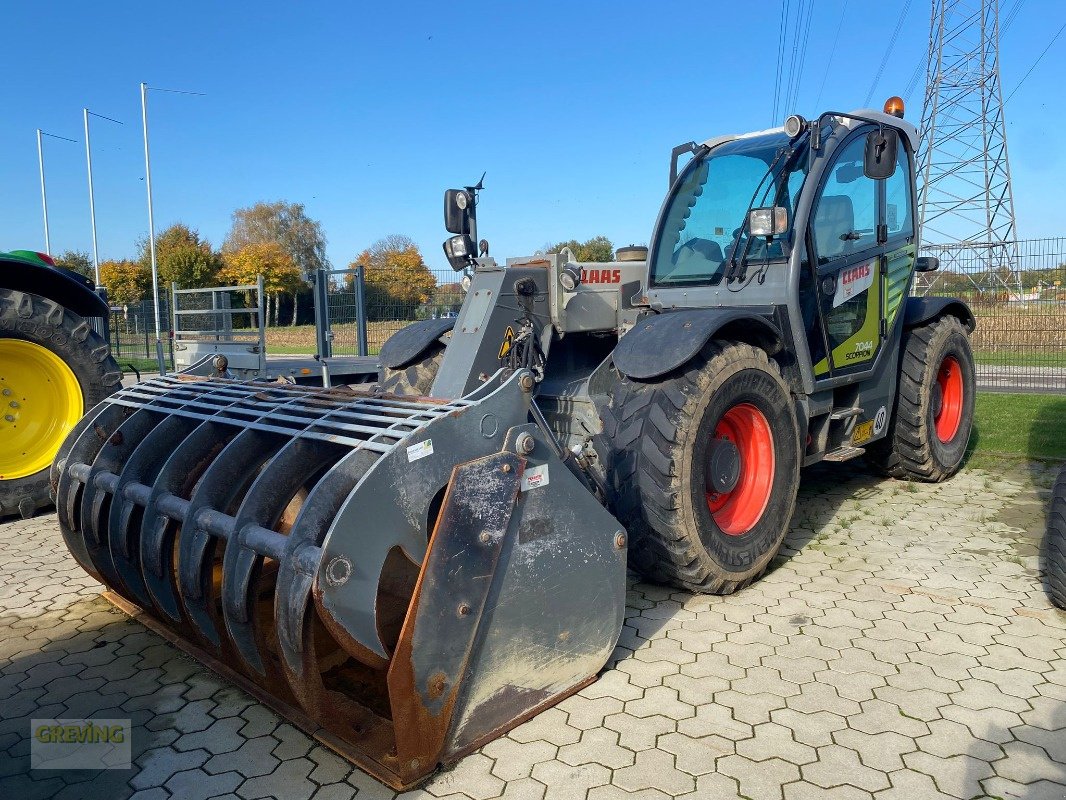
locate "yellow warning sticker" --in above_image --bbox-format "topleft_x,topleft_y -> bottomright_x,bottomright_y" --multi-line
498,326 -> 515,360
853,420 -> 875,445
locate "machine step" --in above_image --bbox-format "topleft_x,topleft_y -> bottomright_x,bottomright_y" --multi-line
829,407 -> 864,421
822,445 -> 866,462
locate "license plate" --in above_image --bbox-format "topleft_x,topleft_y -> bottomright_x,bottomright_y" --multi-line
853,419 -> 874,445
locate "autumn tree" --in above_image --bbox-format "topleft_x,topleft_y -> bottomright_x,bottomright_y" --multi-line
224,201 -> 328,280
139,223 -> 221,289
546,236 -> 615,262
349,235 -> 436,321
99,259 -> 151,306
54,250 -> 94,281
219,242 -> 304,325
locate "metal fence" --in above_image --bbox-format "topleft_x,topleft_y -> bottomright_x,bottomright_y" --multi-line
917,237 -> 1066,392
107,239 -> 1064,392
324,264 -> 459,356
108,298 -> 175,370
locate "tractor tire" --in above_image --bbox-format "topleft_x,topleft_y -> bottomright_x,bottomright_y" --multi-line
605,341 -> 801,594
867,316 -> 975,482
378,344 -> 445,397
0,288 -> 122,519
1046,465 -> 1066,610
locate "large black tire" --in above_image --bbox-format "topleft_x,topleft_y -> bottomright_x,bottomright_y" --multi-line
1047,465 -> 1066,610
605,341 -> 801,594
0,288 -> 122,519
868,316 -> 975,482
378,344 -> 445,396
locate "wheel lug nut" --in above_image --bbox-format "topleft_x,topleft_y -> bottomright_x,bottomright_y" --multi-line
4,414 -> 14,422
1,388 -> 10,396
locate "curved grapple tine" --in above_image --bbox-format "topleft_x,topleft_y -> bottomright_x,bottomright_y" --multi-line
220,437 -> 347,677
275,449 -> 380,691
56,402 -> 136,583
79,409 -> 164,602
177,428 -> 286,649
139,421 -> 238,623
102,414 -> 198,608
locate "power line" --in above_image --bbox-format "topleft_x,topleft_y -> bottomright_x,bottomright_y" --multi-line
1004,19 -> 1066,104
864,0 -> 913,106
785,0 -> 817,114
772,0 -> 791,124
814,0 -> 849,109
1002,0 -> 1026,33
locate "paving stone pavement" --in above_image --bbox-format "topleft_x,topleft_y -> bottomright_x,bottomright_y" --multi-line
1,463 -> 1064,800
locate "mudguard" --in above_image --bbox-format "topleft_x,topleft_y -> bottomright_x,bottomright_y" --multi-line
903,296 -> 976,332
0,254 -> 109,319
378,317 -> 455,369
613,308 -> 783,380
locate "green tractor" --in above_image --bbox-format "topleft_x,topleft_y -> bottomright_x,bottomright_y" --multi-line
0,250 -> 120,518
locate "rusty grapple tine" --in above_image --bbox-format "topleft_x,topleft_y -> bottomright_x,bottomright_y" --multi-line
103,414 -> 199,608
138,420 -> 238,624
220,436 -> 349,677
177,428 -> 287,649
274,449 -> 380,690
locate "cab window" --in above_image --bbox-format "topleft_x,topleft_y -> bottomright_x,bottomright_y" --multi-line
811,135 -> 877,264
884,145 -> 913,238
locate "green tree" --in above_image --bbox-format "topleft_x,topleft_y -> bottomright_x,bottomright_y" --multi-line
546,236 -> 614,262
224,201 -> 328,280
139,223 -> 221,290
99,259 -> 151,306
350,235 -> 436,321
54,250 -> 94,281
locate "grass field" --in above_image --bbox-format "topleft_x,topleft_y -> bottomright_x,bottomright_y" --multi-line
968,391 -> 1066,467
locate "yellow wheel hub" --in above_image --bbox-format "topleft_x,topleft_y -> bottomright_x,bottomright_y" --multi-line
0,339 -> 84,481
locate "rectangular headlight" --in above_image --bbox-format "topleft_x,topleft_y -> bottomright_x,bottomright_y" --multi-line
749,206 -> 788,237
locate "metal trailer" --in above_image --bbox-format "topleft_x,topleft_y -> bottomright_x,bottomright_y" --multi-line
172,271 -> 379,386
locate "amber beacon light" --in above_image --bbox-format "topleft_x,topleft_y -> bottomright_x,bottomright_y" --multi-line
884,96 -> 905,118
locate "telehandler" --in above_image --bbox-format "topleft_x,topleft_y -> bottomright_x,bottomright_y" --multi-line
52,97 -> 975,787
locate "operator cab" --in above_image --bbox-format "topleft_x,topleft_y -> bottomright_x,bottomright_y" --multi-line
646,98 -> 924,384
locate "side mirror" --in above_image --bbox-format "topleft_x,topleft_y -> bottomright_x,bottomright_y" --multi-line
444,189 -> 473,234
915,256 -> 939,272
864,129 -> 898,179
749,207 -> 788,238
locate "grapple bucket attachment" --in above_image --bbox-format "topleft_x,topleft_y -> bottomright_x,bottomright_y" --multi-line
52,372 -> 626,788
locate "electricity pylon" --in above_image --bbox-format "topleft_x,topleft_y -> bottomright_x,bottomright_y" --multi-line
916,0 -> 1022,296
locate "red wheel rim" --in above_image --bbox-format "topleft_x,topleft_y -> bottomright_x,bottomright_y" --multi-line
706,403 -> 776,535
935,355 -> 964,443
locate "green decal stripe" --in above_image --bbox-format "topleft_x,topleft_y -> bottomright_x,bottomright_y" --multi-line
884,243 -> 915,326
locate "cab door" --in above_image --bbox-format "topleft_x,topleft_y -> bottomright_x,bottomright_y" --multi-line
804,131 -> 890,379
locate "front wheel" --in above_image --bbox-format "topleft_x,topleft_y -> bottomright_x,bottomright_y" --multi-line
606,341 -> 801,594
868,315 -> 975,482
0,289 -> 121,518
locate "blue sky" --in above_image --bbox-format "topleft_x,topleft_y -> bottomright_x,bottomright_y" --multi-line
2,0 -> 1062,271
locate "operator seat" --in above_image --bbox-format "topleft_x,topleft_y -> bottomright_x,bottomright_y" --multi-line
813,195 -> 855,261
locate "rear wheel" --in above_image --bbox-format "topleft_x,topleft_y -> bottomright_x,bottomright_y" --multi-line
0,288 -> 121,519
378,344 -> 445,396
868,316 -> 975,481
1046,465 -> 1066,610
606,341 -> 801,594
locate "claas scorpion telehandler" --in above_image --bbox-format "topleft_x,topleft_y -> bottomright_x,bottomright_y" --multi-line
52,97 -> 975,788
